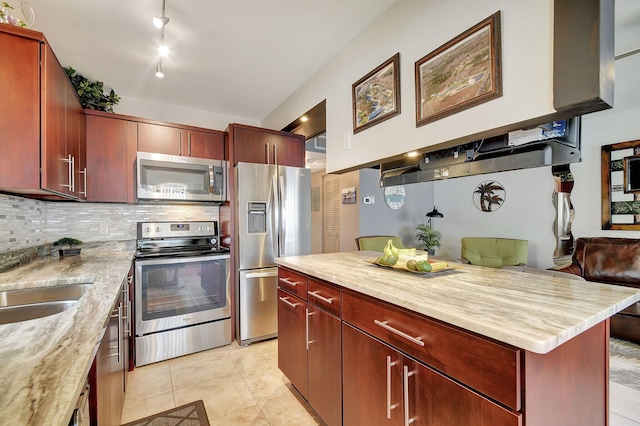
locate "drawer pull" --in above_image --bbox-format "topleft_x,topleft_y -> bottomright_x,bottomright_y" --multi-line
279,296 -> 299,309
374,320 -> 425,347
386,356 -> 399,419
403,365 -> 416,425
308,290 -> 333,304
279,277 -> 299,287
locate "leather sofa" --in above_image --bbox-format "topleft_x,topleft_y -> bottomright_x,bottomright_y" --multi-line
555,237 -> 640,343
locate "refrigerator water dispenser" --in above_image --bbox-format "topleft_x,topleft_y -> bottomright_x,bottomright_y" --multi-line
247,202 -> 267,234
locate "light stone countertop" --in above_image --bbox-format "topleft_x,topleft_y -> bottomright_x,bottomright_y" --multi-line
0,241 -> 136,426
276,251 -> 640,354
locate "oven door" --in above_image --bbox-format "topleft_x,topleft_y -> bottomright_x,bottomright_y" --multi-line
134,253 -> 230,336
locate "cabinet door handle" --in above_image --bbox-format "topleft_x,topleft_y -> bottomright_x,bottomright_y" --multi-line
279,296 -> 299,309
62,154 -> 73,190
179,132 -> 182,155
278,277 -> 299,287
305,307 -> 310,350
78,168 -> 87,196
265,142 -> 270,163
386,356 -> 399,419
374,320 -> 425,347
308,290 -> 333,304
116,303 -> 122,362
188,132 -> 192,156
70,156 -> 75,192
403,365 -> 415,425
273,143 -> 278,165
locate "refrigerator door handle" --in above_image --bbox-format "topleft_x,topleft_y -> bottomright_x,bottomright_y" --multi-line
278,175 -> 286,256
271,174 -> 279,256
245,270 -> 278,279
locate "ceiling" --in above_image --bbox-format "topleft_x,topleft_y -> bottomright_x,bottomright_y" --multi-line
23,0 -> 397,124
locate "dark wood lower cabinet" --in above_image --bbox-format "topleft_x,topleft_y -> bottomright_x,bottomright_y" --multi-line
278,265 -> 611,425
307,306 -> 342,426
277,273 -> 343,426
90,290 -> 126,426
343,323 -> 520,426
277,288 -> 308,398
343,322 -> 402,426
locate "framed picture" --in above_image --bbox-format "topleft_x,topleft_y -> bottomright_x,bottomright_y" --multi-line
352,53 -> 401,134
415,11 -> 502,127
341,187 -> 357,204
601,139 -> 640,230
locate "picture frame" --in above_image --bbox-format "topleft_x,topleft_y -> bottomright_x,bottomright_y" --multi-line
602,139 -> 640,230
415,11 -> 502,127
352,52 -> 401,134
341,187 -> 357,204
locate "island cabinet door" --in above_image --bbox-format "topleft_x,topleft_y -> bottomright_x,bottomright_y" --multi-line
307,306 -> 342,426
277,288 -> 308,398
343,323 -> 522,426
413,359 -> 522,426
343,323 -> 403,426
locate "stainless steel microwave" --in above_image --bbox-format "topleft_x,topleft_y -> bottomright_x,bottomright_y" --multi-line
136,152 -> 227,203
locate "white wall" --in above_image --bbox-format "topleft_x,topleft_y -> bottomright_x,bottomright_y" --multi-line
263,0 -> 555,173
359,168 -> 436,248
116,95 -> 259,131
264,0 -> 640,268
434,168 -> 557,267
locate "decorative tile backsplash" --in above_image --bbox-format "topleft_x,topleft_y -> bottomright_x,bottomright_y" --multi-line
0,193 -> 219,251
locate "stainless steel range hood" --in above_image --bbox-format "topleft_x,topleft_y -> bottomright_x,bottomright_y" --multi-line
380,117 -> 581,187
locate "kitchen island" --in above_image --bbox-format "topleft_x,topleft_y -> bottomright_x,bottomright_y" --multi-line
275,251 -> 640,426
0,241 -> 135,425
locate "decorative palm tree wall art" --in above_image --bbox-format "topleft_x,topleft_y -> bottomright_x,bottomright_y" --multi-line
473,180 -> 506,212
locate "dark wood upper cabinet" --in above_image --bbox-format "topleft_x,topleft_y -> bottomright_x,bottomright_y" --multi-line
188,129 -> 225,159
227,123 -> 305,168
85,112 -> 137,203
138,122 -> 225,159
137,122 -> 182,156
0,25 -> 85,200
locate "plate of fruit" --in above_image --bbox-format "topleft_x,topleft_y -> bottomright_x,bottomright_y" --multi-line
365,239 -> 460,275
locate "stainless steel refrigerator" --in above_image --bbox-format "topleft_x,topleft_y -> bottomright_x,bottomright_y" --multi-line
235,162 -> 311,345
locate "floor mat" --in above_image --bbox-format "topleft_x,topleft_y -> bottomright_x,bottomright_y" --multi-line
121,400 -> 209,426
610,337 -> 640,392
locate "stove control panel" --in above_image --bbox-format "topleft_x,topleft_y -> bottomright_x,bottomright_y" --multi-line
138,221 -> 218,239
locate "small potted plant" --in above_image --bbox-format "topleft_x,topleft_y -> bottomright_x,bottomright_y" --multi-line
415,224 -> 442,255
53,237 -> 83,257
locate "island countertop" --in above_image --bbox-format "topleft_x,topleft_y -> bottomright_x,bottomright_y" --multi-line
275,251 -> 640,354
0,241 -> 135,426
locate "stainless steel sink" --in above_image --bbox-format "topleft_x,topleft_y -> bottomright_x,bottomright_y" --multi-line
0,301 -> 78,325
0,283 -> 92,307
0,283 -> 92,325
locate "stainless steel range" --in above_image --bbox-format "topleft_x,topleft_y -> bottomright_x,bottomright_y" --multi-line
134,221 -> 231,366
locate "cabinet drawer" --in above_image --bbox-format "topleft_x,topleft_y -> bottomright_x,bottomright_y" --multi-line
342,289 -> 522,411
307,278 -> 341,317
278,268 -> 307,300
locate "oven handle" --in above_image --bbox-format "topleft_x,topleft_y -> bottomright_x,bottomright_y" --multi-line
134,253 -> 230,266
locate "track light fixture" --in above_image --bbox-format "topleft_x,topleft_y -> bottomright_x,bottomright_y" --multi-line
155,61 -> 164,78
153,0 -> 169,28
153,0 -> 169,78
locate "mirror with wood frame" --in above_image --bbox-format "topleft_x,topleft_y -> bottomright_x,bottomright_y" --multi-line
601,139 -> 640,230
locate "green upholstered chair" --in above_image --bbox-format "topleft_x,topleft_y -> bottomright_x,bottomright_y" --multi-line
461,237 -> 528,268
355,236 -> 403,252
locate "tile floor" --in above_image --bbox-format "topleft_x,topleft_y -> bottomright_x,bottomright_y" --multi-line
122,338 -> 640,426
121,338 -> 322,425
